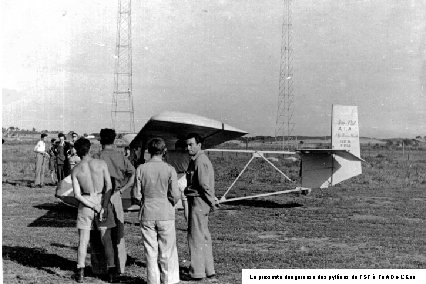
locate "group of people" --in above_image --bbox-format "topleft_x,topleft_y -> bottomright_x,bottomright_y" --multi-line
33,132 -> 80,187
70,130 -> 218,284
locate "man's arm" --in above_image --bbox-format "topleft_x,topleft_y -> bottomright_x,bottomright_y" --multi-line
72,169 -> 100,212
132,166 -> 142,204
101,162 -> 113,209
118,159 -> 135,194
196,159 -> 215,208
168,167 -> 180,205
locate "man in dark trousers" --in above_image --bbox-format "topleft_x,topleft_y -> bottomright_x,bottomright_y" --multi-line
184,133 -> 218,280
71,138 -> 116,283
54,133 -> 70,182
93,128 -> 135,280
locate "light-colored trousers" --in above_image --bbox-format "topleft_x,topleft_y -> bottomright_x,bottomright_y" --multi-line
141,220 -> 179,284
187,196 -> 215,278
34,153 -> 46,185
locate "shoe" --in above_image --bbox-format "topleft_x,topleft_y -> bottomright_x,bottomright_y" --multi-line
179,272 -> 203,282
38,184 -> 43,188
74,267 -> 84,283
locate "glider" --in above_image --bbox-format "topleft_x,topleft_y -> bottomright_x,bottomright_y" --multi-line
55,111 -> 248,210
56,105 -> 363,210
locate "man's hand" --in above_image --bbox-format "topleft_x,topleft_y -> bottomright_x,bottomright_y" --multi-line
210,197 -> 220,213
214,197 -> 220,208
99,208 -> 106,222
93,204 -> 102,213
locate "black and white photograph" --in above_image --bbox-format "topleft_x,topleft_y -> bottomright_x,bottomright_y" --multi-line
2,0 -> 426,283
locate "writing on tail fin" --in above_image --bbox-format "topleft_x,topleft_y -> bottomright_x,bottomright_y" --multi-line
298,105 -> 363,189
331,105 -> 362,185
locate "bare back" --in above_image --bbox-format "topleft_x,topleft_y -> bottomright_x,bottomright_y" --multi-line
73,158 -> 109,195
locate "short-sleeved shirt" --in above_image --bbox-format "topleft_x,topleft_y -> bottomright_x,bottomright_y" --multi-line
34,140 -> 45,153
94,148 -> 135,190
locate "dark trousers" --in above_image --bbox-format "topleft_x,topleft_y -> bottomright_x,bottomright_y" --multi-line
57,164 -> 65,181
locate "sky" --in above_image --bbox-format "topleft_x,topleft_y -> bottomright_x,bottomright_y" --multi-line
2,0 -> 426,138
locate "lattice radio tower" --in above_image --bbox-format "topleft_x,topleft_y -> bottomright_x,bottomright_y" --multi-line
111,0 -> 135,133
275,0 -> 295,150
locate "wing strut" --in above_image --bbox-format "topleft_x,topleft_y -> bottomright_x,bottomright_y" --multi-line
218,151 -> 294,203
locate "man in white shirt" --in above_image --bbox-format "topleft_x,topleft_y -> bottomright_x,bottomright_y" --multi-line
33,133 -> 49,188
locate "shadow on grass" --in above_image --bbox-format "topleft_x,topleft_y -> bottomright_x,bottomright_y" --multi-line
2,179 -> 57,187
126,254 -> 146,268
124,220 -> 141,226
28,203 -> 76,228
51,242 -> 77,251
221,199 -> 303,208
3,245 -> 147,283
2,179 -> 32,186
2,245 -> 75,275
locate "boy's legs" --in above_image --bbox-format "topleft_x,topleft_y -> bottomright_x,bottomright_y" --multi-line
77,229 -> 91,268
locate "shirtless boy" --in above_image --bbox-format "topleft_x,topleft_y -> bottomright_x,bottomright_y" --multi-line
71,138 -> 116,283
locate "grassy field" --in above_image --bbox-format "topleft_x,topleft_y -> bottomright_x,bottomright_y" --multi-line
2,142 -> 426,283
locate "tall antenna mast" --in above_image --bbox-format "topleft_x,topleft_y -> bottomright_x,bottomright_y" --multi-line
275,0 -> 295,150
111,0 -> 135,133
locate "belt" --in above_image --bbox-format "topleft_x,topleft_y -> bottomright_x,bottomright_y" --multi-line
81,192 -> 102,196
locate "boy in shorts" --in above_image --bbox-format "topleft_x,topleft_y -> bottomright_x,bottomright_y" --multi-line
72,138 -> 116,283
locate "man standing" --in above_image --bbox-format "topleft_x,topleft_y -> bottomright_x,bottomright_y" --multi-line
93,128 -> 135,277
71,132 -> 79,143
134,138 -> 181,284
55,133 -> 70,181
48,138 -> 58,184
33,133 -> 49,188
71,138 -> 116,283
184,133 -> 217,280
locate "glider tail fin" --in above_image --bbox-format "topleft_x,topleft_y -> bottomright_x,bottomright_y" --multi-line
330,104 -> 362,186
299,105 -> 362,189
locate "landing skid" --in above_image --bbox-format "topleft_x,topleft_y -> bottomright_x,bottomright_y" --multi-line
219,186 -> 311,204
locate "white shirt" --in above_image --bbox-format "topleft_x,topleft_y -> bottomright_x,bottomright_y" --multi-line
34,140 -> 46,153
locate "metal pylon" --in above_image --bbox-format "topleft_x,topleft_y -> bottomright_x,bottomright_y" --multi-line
111,0 -> 135,133
275,0 -> 295,150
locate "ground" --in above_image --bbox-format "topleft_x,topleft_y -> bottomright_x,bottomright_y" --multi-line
2,142 -> 426,283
